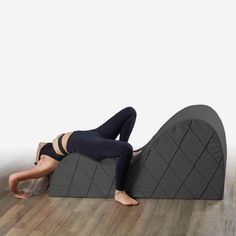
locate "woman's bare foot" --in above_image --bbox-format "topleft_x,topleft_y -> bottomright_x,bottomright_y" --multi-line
114,190 -> 139,206
133,149 -> 142,158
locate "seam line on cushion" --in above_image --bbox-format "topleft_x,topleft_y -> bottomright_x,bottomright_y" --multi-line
107,176 -> 116,197
126,174 -> 146,198
170,131 -> 215,198
75,163 -> 103,196
149,120 -> 193,198
66,156 -> 80,196
129,149 -> 151,198
199,161 -> 221,199
154,146 -> 195,198
177,129 -> 223,198
86,164 -> 99,196
143,165 -> 169,198
190,127 -> 224,168
99,164 -> 116,197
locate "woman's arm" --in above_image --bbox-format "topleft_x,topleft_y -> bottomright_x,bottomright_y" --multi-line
8,164 -> 54,195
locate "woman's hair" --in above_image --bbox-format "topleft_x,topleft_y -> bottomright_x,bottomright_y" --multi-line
23,171 -> 54,196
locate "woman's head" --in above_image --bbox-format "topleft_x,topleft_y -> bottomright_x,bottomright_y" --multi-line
23,171 -> 54,196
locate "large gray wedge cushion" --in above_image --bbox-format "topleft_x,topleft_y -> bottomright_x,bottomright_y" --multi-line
48,105 -> 227,200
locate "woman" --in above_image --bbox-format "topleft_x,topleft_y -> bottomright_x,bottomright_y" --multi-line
8,106 -> 142,206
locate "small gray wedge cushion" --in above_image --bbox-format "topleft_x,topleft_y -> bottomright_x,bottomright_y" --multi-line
48,104 -> 227,199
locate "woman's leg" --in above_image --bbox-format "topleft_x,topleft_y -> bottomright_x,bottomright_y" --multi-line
95,106 -> 137,142
75,137 -> 138,205
75,137 -> 133,191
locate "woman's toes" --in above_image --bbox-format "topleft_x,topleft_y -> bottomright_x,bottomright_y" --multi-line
132,199 -> 139,205
115,191 -> 139,206
133,150 -> 142,157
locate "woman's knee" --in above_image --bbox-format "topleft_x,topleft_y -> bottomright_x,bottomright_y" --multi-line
124,106 -> 137,118
120,142 -> 133,156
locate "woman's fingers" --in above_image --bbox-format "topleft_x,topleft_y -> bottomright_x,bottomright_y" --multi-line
14,194 -> 26,199
22,191 -> 31,198
13,191 -> 31,199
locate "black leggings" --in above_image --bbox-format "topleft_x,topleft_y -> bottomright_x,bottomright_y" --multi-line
66,106 -> 137,191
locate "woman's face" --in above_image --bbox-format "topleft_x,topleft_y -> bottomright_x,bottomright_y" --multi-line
33,155 -> 51,169
35,155 -> 60,171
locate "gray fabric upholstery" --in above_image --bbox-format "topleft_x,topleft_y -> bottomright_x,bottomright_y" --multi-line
48,105 -> 227,199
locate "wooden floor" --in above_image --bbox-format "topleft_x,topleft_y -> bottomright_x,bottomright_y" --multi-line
1,149 -> 236,236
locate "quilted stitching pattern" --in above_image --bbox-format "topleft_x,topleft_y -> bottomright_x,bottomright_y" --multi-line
49,106 -> 226,199
128,120 -> 224,199
48,118 -> 226,199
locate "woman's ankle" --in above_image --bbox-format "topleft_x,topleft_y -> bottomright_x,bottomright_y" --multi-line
115,189 -> 125,194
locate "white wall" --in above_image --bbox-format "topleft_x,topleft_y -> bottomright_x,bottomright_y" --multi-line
0,1 -> 235,167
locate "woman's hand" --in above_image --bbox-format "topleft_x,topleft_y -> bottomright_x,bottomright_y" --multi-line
8,173 -> 31,198
13,190 -> 31,199
9,173 -> 20,195
8,174 -> 31,198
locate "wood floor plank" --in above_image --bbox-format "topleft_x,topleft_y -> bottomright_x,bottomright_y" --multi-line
1,150 -> 236,236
